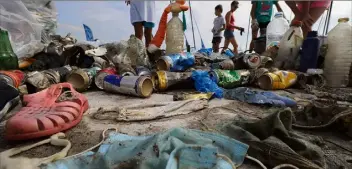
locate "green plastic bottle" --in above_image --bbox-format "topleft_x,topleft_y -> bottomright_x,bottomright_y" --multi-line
0,29 -> 19,70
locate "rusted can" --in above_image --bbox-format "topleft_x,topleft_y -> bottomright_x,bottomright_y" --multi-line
260,56 -> 273,68
94,67 -> 117,90
233,53 -> 261,69
258,70 -> 297,90
92,56 -> 109,69
66,67 -> 101,91
103,75 -> 153,98
136,66 -> 151,76
152,71 -> 193,91
118,63 -> 136,76
209,69 -> 251,89
211,59 -> 235,70
0,70 -> 24,88
44,65 -> 72,82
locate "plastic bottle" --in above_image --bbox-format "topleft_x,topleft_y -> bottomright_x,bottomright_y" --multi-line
0,29 -> 19,70
299,31 -> 321,72
274,20 -> 304,70
324,18 -> 352,87
166,12 -> 184,55
266,12 -> 289,49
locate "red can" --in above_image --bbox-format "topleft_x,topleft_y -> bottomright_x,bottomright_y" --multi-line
94,67 -> 117,90
0,70 -> 25,88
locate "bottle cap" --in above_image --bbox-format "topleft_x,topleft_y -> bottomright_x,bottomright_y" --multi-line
307,31 -> 318,37
274,12 -> 283,18
291,20 -> 303,27
338,17 -> 349,23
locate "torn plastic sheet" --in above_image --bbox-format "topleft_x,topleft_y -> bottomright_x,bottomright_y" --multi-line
0,1 -> 44,59
41,128 -> 249,169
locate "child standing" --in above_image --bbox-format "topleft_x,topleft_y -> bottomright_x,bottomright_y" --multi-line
250,1 -> 283,52
221,1 -> 245,55
211,5 -> 225,53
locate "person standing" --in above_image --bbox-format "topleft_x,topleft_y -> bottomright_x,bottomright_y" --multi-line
249,1 -> 283,52
211,5 -> 226,53
126,0 -> 156,47
285,1 -> 331,37
221,1 -> 245,55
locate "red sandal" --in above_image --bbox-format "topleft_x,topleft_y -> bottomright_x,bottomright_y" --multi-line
5,83 -> 89,141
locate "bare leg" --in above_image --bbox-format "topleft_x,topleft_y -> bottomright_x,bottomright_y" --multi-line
303,7 -> 327,37
229,37 -> 238,55
133,22 -> 144,40
221,39 -> 230,53
213,42 -> 221,53
249,27 -> 259,51
144,27 -> 153,47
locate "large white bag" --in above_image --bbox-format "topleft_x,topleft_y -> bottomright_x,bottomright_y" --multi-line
0,1 -> 44,59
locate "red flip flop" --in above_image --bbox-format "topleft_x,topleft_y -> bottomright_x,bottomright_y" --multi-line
5,83 -> 89,141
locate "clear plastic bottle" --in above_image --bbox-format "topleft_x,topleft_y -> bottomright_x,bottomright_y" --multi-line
274,20 -> 304,70
166,12 -> 184,55
266,12 -> 289,49
324,18 -> 352,87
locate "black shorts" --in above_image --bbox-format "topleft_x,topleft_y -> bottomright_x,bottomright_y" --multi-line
212,37 -> 222,44
259,21 -> 270,29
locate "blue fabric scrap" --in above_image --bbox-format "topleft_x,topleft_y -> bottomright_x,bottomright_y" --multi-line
41,128 -> 249,169
224,87 -> 297,107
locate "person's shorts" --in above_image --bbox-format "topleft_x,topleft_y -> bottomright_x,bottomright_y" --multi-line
133,21 -> 155,28
297,1 -> 331,11
212,37 -> 222,44
259,22 -> 270,29
224,29 -> 234,39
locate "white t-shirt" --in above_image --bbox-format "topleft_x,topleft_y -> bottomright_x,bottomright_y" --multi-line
129,0 -> 156,24
213,16 -> 225,37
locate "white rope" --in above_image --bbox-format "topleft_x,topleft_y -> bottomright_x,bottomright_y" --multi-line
246,155 -> 299,169
63,128 -> 118,159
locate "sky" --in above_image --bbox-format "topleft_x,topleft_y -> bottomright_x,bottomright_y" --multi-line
56,1 -> 352,51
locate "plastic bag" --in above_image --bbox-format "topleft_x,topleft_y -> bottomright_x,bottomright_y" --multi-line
0,1 -> 44,59
21,0 -> 58,43
192,70 -> 223,98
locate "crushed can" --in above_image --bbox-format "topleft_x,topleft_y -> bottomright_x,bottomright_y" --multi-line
233,53 -> 261,69
211,59 -> 235,70
0,70 -> 24,88
66,67 -> 101,91
209,69 -> 251,89
152,71 -> 193,91
136,66 -> 151,76
258,70 -> 297,90
103,75 -> 153,98
94,67 -> 117,90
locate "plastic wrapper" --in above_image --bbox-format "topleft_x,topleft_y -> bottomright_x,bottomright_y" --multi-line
191,70 -> 223,98
161,52 -> 195,72
0,1 -> 44,59
210,69 -> 250,89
